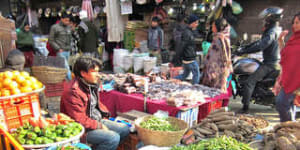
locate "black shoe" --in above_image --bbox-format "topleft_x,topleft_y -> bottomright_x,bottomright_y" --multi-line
237,105 -> 249,114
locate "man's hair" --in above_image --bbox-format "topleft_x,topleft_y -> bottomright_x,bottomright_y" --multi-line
176,14 -> 185,23
70,16 -> 81,25
61,12 -> 71,19
73,56 -> 102,78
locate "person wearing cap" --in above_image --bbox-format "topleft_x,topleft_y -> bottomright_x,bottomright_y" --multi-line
148,16 -> 164,64
78,10 -> 100,58
0,49 -> 25,72
16,22 -> 34,67
175,14 -> 200,85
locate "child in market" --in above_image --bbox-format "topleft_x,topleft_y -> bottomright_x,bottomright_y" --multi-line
147,16 -> 164,64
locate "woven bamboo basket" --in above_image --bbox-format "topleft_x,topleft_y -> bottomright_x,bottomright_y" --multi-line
135,116 -> 188,147
32,66 -> 67,84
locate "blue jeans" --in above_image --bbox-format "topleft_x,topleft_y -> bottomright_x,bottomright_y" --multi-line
175,61 -> 200,85
276,88 -> 296,122
57,51 -> 72,80
86,119 -> 130,150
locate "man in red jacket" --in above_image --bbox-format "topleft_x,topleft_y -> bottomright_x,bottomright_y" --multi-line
60,56 -> 129,150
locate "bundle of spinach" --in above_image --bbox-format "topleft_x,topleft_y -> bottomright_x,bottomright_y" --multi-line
172,136 -> 253,150
140,117 -> 179,131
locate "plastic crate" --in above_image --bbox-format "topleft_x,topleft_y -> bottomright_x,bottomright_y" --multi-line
198,99 -> 223,121
0,93 -> 41,131
169,67 -> 183,78
0,125 -> 24,150
44,81 -> 65,97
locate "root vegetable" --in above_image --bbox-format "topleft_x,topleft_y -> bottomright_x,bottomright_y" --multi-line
211,116 -> 235,122
210,123 -> 218,132
209,107 -> 228,115
263,141 -> 276,150
196,128 -> 214,135
208,112 -> 235,118
224,130 -> 236,138
215,120 -> 235,125
277,136 -> 296,150
294,141 -> 300,150
193,130 -> 205,138
218,124 -> 238,131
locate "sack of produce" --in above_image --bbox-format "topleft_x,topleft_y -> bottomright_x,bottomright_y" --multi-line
135,116 -> 188,147
113,49 -> 129,73
133,53 -> 149,73
122,54 -> 134,72
143,57 -> 157,74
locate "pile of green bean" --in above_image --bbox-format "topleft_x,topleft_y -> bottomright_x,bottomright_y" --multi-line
172,136 -> 253,150
140,117 -> 179,131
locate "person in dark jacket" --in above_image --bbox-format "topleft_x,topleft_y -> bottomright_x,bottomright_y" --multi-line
0,49 -> 25,72
148,16 -> 164,64
236,7 -> 283,113
172,14 -> 186,67
48,12 -> 72,80
60,56 -> 129,150
78,10 -> 100,58
16,23 -> 34,67
175,14 -> 200,85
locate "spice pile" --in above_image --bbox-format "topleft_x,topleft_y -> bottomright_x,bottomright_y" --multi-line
262,121 -> 300,150
187,108 -> 257,144
239,114 -> 269,129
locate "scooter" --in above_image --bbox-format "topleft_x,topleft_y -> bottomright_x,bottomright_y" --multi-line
231,51 -> 280,106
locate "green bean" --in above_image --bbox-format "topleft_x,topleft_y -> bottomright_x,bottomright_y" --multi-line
140,117 -> 179,131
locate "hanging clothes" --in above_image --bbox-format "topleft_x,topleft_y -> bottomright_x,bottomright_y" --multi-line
82,0 -> 94,21
105,0 -> 127,42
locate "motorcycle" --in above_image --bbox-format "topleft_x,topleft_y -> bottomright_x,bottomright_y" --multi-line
231,50 -> 280,106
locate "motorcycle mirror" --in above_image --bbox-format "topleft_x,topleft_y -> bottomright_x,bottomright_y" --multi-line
243,33 -> 248,41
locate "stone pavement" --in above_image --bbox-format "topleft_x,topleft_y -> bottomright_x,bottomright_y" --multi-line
228,97 -> 280,126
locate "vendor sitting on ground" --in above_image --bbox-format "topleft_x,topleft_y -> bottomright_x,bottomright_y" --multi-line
60,56 -> 129,150
0,49 -> 25,72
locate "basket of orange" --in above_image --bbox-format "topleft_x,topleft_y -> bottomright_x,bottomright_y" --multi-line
0,70 -> 44,131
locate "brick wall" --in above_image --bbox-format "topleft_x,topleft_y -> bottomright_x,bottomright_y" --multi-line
235,0 -> 300,40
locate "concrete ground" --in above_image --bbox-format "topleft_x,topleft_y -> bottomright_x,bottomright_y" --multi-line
228,96 -> 280,126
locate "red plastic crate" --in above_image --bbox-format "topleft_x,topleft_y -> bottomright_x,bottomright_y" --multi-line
170,67 -> 183,78
0,93 -> 41,131
198,99 -> 223,121
44,81 -> 65,97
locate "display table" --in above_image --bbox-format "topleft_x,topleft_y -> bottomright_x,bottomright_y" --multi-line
100,86 -> 232,124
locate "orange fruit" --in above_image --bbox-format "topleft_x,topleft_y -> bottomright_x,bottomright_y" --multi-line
3,78 -> 12,88
3,71 -> 13,79
20,71 -> 30,78
7,81 -> 18,90
1,89 -> 10,96
21,80 -> 31,87
0,73 -> 4,79
29,77 -> 38,83
0,83 -> 3,89
16,76 -> 26,84
12,71 -> 20,79
31,83 -> 40,90
20,86 -> 32,93
11,88 -> 21,95
37,81 -> 43,89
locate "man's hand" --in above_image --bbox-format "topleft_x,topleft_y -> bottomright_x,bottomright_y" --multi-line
279,30 -> 289,42
58,49 -> 64,53
102,124 -> 109,130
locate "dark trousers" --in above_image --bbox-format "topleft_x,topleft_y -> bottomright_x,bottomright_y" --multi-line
241,64 -> 275,106
275,88 -> 296,122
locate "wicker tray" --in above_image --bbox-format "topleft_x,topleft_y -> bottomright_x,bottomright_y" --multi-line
135,116 -> 188,147
32,66 -> 67,84
22,124 -> 85,150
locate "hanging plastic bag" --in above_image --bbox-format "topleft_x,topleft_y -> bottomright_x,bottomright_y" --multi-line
230,27 -> 238,39
202,41 -> 211,56
232,1 -> 243,15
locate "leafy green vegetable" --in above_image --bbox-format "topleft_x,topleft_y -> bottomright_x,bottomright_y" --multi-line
171,136 -> 253,150
140,117 -> 179,131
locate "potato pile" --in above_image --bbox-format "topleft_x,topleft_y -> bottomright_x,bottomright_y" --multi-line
263,121 -> 300,150
189,108 -> 257,144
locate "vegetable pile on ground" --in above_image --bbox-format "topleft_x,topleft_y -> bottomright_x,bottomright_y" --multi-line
184,107 -> 258,144
172,136 -> 253,150
140,116 -> 179,131
11,114 -> 82,145
239,114 -> 269,129
262,121 -> 300,150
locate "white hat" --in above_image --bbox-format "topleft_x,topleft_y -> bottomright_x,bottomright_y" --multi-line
79,10 -> 88,19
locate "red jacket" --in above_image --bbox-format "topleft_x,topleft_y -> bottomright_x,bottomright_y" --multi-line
60,77 -> 109,130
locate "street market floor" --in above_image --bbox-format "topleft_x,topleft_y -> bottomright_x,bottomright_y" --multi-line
228,97 -> 280,126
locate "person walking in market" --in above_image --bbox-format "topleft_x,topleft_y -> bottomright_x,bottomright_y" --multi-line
201,18 -> 232,93
48,12 -> 72,81
235,7 -> 283,113
60,56 -> 129,150
16,22 -> 35,68
148,16 -> 164,64
275,12 -> 300,122
78,10 -> 100,59
175,14 -> 200,85
171,14 -> 186,67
